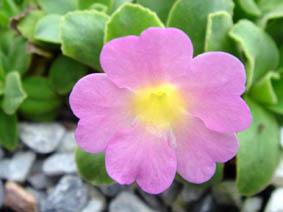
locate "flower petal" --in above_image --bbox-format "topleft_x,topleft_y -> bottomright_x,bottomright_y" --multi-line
70,74 -> 133,153
100,27 -> 193,90
105,125 -> 177,194
173,115 -> 238,183
174,52 -> 251,133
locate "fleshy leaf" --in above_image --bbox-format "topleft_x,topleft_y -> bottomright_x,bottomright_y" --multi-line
236,0 -> 261,17
78,0 -> 112,11
237,97 -> 281,196
2,72 -> 27,115
75,146 -> 114,185
34,14 -> 61,44
257,0 -> 283,13
176,163 -> 224,188
104,3 -> 164,43
111,0 -> 133,12
167,0 -> 234,55
49,55 -> 88,95
39,0 -> 77,15
60,10 -> 109,71
137,0 -> 176,23
204,11 -> 234,52
19,76 -> 62,121
0,109 -> 18,151
267,68 -> 283,114
17,10 -> 46,43
229,20 -> 279,89
249,71 -> 280,104
0,30 -> 31,75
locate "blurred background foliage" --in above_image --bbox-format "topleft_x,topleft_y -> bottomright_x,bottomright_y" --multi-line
0,0 -> 282,197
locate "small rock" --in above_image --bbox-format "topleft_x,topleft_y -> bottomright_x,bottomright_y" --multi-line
138,188 -> 166,211
4,181 -> 37,212
99,183 -> 126,197
0,152 -> 36,182
82,199 -> 105,212
57,130 -> 77,153
0,148 -> 4,158
19,122 -> 65,154
212,181 -> 242,208
272,156 -> 283,186
180,185 -> 206,203
161,181 -> 183,205
109,191 -> 154,212
193,195 -> 216,212
28,173 -> 53,190
26,187 -> 46,206
264,187 -> 283,212
41,175 -> 88,212
43,153 -> 77,176
241,197 -> 262,212
0,180 -> 4,208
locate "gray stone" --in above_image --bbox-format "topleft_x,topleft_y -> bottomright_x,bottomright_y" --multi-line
19,122 -> 65,154
43,153 -> 77,176
265,187 -> 283,212
0,180 -> 4,208
82,199 -> 105,212
161,181 -> 183,205
41,175 -> 88,212
273,156 -> 283,186
180,186 -> 206,203
26,187 -> 47,206
241,197 -> 262,212
193,195 -> 216,212
109,191 -> 154,212
28,173 -> 53,189
99,183 -> 126,197
0,148 -> 4,158
0,152 -> 36,182
57,130 -> 77,153
138,189 -> 166,211
212,181 -> 242,207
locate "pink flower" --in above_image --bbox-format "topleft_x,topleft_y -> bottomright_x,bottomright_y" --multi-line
70,27 -> 252,194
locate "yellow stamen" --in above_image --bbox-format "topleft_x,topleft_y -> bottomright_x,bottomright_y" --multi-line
132,83 -> 186,130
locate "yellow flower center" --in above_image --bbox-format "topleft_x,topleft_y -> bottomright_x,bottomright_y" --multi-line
132,83 -> 186,130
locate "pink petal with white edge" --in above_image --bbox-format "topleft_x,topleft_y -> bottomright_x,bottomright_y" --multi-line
70,74 -> 133,153
174,52 -> 252,133
105,125 -> 177,194
173,115 -> 238,183
100,27 -> 193,90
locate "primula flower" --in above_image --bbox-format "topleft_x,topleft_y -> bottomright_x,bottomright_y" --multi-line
70,27 -> 252,194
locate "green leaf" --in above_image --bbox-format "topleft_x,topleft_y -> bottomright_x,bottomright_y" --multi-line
75,146 -> 114,185
137,0 -> 176,23
2,72 -> 27,115
257,0 -> 283,13
235,0 -> 261,17
237,97 -> 281,196
0,30 -> 31,75
267,68 -> 283,114
167,0 -> 234,56
0,109 -> 18,151
19,76 -> 62,121
90,3 -> 108,13
39,0 -> 77,15
176,163 -> 224,188
17,10 -> 46,43
258,6 -> 283,28
104,3 -> 164,43
78,0 -> 112,11
204,11 -> 234,52
34,14 -> 61,44
249,71 -> 280,104
0,80 -> 4,95
229,20 -> 279,89
111,0 -> 132,12
60,10 -> 109,71
49,55 -> 88,95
